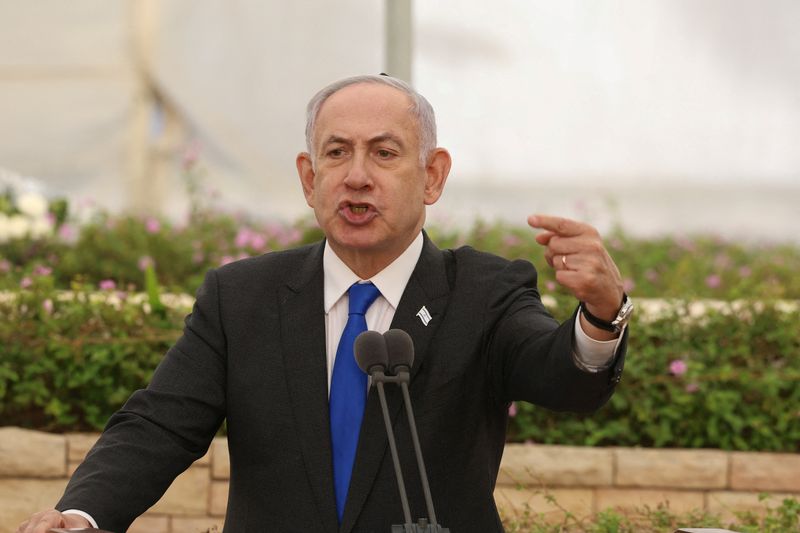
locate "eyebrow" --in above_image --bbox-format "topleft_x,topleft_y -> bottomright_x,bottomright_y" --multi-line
321,133 -> 405,149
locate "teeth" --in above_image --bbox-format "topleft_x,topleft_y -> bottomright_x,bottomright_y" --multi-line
351,206 -> 368,214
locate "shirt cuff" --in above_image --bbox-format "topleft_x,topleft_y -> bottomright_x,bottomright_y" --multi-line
61,510 -> 99,529
572,311 -> 625,372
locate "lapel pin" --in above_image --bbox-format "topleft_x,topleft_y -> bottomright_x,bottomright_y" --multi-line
416,306 -> 432,326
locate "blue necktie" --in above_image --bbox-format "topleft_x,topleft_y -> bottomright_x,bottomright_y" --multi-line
330,281 -> 381,522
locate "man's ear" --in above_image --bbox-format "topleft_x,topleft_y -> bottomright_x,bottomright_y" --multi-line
296,152 -> 316,207
423,148 -> 452,206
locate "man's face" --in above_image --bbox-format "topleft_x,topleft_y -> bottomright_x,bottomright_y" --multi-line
297,83 -> 449,274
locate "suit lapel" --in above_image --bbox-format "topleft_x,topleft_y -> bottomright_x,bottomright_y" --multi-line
341,234 -> 452,532
280,242 -> 339,533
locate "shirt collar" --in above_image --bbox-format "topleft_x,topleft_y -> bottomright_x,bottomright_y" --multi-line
323,232 -> 424,313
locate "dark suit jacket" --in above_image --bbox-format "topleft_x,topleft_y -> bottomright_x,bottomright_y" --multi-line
58,234 -> 626,532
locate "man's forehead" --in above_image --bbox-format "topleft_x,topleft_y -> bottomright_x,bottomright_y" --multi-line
313,83 -> 418,144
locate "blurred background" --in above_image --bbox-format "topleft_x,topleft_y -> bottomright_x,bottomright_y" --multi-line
1,0 -> 798,241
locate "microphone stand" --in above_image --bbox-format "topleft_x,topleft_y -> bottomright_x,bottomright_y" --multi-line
372,370 -> 450,533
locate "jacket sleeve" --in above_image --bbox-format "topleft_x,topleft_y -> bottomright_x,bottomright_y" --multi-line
485,259 -> 626,412
57,269 -> 228,533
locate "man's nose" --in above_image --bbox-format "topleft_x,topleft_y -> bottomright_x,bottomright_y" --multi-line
343,152 -> 373,189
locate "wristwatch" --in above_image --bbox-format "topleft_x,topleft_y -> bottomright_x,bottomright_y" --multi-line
580,293 -> 633,334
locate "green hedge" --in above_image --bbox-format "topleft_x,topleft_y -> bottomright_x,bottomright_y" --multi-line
508,297 -> 800,452
2,278 -> 799,452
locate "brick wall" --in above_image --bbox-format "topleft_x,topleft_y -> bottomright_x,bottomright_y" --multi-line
1,427 -> 798,532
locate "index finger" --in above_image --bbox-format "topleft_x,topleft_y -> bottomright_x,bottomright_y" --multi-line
527,214 -> 586,237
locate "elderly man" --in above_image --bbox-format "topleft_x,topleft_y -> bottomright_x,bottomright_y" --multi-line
18,75 -> 630,533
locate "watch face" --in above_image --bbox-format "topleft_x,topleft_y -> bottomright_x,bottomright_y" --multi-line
613,298 -> 634,329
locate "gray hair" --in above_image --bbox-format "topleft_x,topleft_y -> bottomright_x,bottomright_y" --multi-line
304,74 -> 437,166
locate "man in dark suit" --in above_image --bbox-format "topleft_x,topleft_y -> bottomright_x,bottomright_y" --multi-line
18,75 -> 630,533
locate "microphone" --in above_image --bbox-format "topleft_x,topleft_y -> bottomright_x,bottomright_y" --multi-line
354,330 -> 450,533
383,330 -> 444,532
354,331 -> 414,526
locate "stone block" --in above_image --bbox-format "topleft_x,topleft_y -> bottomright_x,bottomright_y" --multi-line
66,433 -> 100,462
0,427 -> 66,477
149,466 -> 210,516
498,444 -> 613,487
494,486 -> 593,523
730,451 -> 800,492
209,481 -> 229,517
615,448 -> 727,489
595,488 -> 704,514
0,478 -> 69,532
707,491 -> 799,523
211,438 -> 229,479
170,516 -> 223,532
128,514 -> 169,533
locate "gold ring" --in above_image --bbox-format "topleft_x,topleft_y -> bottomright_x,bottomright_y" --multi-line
561,255 -> 567,268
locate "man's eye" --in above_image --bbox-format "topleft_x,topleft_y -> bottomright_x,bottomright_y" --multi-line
377,149 -> 394,158
328,148 -> 345,157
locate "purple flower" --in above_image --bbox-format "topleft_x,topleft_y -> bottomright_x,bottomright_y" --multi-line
705,274 -> 722,289
99,279 -> 116,291
144,217 -> 161,234
138,256 -> 154,271
33,265 -> 52,276
42,298 -> 54,315
669,359 -> 688,376
508,402 -> 517,417
20,276 -> 33,289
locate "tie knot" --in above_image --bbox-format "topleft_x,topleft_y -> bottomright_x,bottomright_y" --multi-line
348,282 -> 381,316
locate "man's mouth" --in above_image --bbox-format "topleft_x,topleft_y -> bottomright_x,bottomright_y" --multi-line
339,202 -> 377,224
350,205 -> 369,214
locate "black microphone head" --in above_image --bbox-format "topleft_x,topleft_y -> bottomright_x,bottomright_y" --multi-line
383,329 -> 414,373
354,330 -> 389,374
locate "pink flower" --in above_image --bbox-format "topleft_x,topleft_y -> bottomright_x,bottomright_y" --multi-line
609,238 -> 624,251
20,277 -> 33,289
503,235 -> 521,247
508,402 -> 517,417
33,265 -> 52,276
220,255 -> 235,266
669,359 -> 688,376
0,259 -> 11,273
623,278 -> 636,293
144,217 -> 161,234
58,223 -> 76,243
705,274 -> 722,289
545,280 -> 557,292
192,251 -> 205,264
138,256 -> 154,271
644,269 -> 659,283
99,279 -> 116,291
42,299 -> 53,315
250,233 -> 267,252
182,140 -> 201,171
235,227 -> 254,249
738,266 -> 752,278
685,383 -> 700,393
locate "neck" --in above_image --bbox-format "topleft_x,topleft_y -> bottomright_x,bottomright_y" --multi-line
329,232 -> 421,280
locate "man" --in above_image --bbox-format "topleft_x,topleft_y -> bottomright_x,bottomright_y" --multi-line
18,75 -> 630,533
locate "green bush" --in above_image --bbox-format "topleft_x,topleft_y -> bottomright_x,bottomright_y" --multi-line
508,299 -> 800,452
0,275 -> 185,431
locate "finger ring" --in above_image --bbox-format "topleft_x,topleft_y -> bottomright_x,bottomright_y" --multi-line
561,255 -> 568,268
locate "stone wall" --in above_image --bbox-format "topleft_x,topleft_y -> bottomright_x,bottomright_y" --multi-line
1,427 -> 798,533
